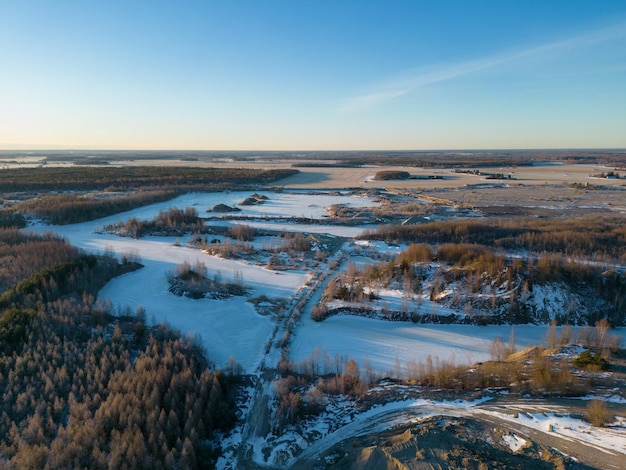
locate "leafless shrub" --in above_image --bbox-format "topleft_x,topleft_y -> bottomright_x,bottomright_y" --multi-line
229,224 -> 255,242
585,399 -> 614,427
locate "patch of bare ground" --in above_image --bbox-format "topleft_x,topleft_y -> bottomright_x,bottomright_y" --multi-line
267,162 -> 626,191
297,415 -> 595,470
427,183 -> 626,217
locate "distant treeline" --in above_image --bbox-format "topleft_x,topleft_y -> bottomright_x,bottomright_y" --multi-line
361,216 -> 626,263
357,152 -> 626,168
0,166 -> 298,191
3,149 -> 625,167
9,166 -> 297,224
283,150 -> 626,168
20,190 -> 176,225
0,230 -> 237,468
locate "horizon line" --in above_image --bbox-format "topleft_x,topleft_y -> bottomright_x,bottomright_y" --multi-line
1,146 -> 625,153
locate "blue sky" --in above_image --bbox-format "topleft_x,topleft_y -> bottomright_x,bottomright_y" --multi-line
1,1 -> 625,150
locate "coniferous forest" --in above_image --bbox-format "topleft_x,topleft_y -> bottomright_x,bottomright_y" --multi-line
361,216 -> 626,263
0,230 -> 236,469
4,166 -> 297,225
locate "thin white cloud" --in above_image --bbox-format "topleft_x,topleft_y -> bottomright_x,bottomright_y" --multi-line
340,89 -> 409,113
339,20 -> 626,113
337,56 -> 512,113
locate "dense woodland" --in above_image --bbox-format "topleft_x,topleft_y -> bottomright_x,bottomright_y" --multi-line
3,166 -> 297,225
359,151 -> 626,168
362,216 -> 626,263
0,230 -> 236,468
0,210 -> 26,229
0,167 -> 297,192
0,231 -> 80,294
20,191 -> 177,225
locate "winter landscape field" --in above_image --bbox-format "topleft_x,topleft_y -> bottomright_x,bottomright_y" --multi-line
27,188 -> 624,375
1,151 -> 620,469
4,2 -> 626,468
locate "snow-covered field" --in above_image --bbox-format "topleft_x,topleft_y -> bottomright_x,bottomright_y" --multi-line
209,219 -> 367,238
21,188 -> 626,469
289,315 -> 626,375
24,190 -> 626,374
169,190 -> 375,220
24,191 -> 374,371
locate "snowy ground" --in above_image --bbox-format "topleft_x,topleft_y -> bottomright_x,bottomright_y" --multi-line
90,190 -> 376,222
290,238 -> 626,374
244,394 -> 626,468
21,189 -> 626,469
24,190 -> 626,374
289,316 -> 626,375
480,407 -> 626,456
292,396 -> 493,465
209,219 -> 367,238
24,191 -> 375,371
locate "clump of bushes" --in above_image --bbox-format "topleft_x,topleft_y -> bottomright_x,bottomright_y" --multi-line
229,223 -> 255,242
585,399 -> 614,427
167,260 -> 247,299
573,350 -> 608,371
105,206 -> 203,238
0,210 -> 26,228
373,170 -> 411,181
